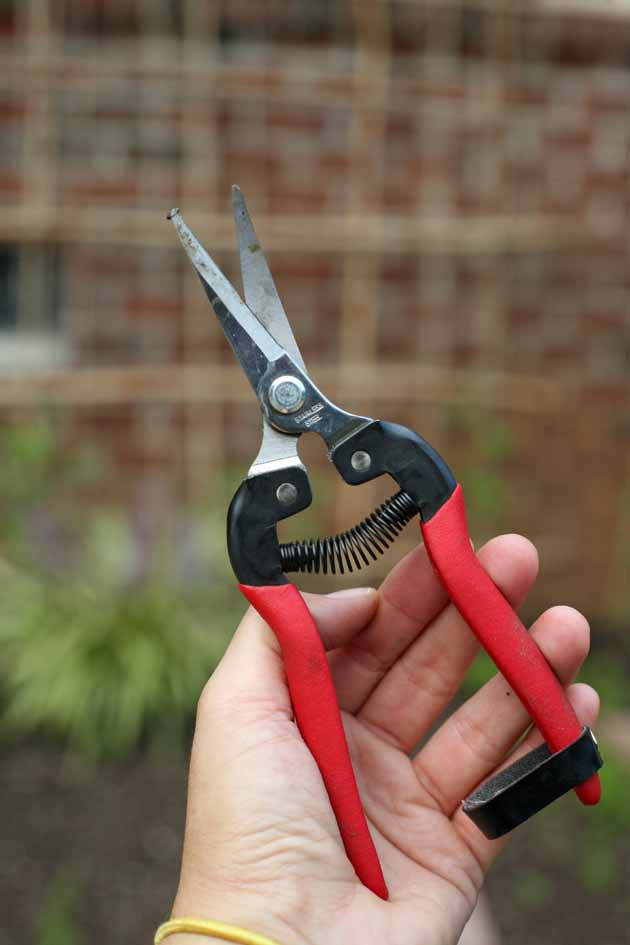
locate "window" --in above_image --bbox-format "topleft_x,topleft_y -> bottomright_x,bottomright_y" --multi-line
0,243 -> 68,370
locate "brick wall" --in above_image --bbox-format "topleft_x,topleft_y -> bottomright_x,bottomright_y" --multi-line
1,1 -> 628,617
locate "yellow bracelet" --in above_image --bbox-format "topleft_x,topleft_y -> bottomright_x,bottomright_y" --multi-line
154,917 -> 285,945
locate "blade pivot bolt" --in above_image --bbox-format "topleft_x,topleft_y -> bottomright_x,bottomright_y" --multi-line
276,482 -> 298,506
268,375 -> 306,414
351,450 -> 372,472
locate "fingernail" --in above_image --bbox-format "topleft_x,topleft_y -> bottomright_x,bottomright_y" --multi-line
326,587 -> 377,599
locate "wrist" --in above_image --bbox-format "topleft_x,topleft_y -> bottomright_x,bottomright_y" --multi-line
161,908 -> 295,945
171,879 -> 308,945
158,921 -> 291,945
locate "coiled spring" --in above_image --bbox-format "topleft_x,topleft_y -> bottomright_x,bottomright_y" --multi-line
279,489 -> 418,576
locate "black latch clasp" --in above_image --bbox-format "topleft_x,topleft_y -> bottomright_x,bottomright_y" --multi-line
463,727 -> 603,839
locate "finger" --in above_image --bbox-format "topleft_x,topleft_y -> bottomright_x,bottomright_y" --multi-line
202,587 -> 378,719
413,606 -> 590,815
332,534 -> 538,716
304,587 -> 379,650
453,682 -> 600,871
355,534 -> 538,737
328,541 -> 450,712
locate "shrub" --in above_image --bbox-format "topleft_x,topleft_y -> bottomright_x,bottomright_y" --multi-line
0,416 -> 242,759
0,568 -> 238,758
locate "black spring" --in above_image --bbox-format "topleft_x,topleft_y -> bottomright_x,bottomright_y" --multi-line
279,489 -> 419,576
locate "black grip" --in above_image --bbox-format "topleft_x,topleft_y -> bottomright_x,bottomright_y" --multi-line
331,420 -> 456,520
227,466 -> 312,586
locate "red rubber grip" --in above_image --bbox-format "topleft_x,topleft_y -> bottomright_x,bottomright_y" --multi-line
240,582 -> 388,899
421,484 -> 600,806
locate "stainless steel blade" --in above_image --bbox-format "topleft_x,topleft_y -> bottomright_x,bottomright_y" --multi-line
169,208 -> 285,397
169,207 -> 303,473
232,186 -> 306,372
249,419 -> 303,477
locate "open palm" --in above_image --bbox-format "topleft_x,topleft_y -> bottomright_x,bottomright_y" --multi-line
171,533 -> 598,945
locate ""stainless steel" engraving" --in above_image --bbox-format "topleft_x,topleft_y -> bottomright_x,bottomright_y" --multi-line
295,402 -> 324,427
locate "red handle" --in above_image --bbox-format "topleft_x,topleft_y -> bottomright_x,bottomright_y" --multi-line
421,484 -> 601,806
240,582 -> 388,899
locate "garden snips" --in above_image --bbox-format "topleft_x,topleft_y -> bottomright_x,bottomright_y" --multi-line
169,188 -> 602,900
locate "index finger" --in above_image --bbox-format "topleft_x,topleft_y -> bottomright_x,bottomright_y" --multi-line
329,532 -> 538,716
327,540 -> 452,713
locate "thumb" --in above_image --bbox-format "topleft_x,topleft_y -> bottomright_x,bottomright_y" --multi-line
177,590 -> 379,923
207,587 -> 378,715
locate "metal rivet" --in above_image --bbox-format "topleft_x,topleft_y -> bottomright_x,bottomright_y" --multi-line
268,375 -> 306,414
351,450 -> 372,472
276,482 -> 298,506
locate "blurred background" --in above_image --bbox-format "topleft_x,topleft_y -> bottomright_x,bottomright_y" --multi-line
1,1 -> 629,943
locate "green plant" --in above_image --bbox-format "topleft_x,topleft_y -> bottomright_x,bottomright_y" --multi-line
608,483 -> 630,622
35,868 -> 85,945
581,652 -> 630,712
461,649 -> 495,698
0,570 -> 239,758
0,417 -> 244,759
562,747 -> 630,894
512,867 -> 555,909
441,405 -> 513,536
0,414 -> 102,574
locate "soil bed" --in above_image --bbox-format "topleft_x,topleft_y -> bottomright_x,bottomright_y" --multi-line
1,745 -> 627,945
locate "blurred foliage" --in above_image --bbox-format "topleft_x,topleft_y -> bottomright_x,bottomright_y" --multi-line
35,869 -> 84,945
585,750 -> 630,835
0,415 -> 242,759
0,573 -> 235,758
461,648 -> 495,696
609,483 -> 630,623
582,652 -> 630,712
576,752 -> 630,892
513,868 -> 555,909
0,416 -> 102,572
442,405 -> 513,536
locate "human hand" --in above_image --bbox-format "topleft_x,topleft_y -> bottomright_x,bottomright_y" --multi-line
170,534 -> 599,945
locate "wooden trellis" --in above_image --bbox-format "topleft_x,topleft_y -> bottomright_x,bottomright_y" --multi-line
1,0 -> 628,616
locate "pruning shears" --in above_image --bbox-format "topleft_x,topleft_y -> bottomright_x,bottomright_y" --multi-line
169,189 -> 602,901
